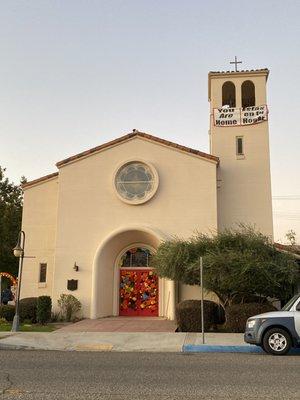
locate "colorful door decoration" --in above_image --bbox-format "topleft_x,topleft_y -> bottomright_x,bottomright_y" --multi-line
119,269 -> 158,316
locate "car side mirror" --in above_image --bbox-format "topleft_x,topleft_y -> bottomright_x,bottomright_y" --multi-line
296,303 -> 300,311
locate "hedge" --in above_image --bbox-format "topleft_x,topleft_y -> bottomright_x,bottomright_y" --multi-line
176,300 -> 225,332
0,305 -> 15,322
225,302 -> 277,333
19,297 -> 38,323
37,296 -> 52,324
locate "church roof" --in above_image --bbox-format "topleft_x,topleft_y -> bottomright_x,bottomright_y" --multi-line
209,68 -> 269,75
274,242 -> 300,259
23,131 -> 219,189
22,172 -> 59,189
56,131 -> 219,168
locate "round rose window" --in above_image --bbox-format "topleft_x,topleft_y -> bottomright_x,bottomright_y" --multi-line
114,161 -> 158,204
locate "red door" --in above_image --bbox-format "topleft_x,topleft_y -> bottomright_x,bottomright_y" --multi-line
119,269 -> 158,316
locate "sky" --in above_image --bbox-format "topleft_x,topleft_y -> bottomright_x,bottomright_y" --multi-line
0,0 -> 299,243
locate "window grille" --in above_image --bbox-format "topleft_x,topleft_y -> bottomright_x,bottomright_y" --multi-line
39,263 -> 47,283
236,137 -> 244,156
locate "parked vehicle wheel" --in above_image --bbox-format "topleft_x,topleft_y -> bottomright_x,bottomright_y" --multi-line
262,328 -> 292,355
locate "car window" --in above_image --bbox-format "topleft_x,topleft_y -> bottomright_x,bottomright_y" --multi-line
282,294 -> 300,311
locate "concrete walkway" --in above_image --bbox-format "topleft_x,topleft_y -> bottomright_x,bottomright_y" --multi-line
58,317 -> 177,332
0,317 -> 254,353
0,331 -> 246,352
1,329 -> 299,354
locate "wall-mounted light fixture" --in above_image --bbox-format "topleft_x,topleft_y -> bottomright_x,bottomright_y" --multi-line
73,262 -> 79,272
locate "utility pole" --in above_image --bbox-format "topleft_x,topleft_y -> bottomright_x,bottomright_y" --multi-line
200,257 -> 205,344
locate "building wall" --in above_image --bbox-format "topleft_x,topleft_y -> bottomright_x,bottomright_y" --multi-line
50,137 -> 218,317
209,72 -> 273,237
179,283 -> 219,303
20,177 -> 58,299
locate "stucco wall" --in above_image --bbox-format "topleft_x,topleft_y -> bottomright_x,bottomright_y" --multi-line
179,283 -> 220,303
209,72 -> 273,237
51,137 -> 218,317
90,227 -> 175,319
20,177 -> 58,299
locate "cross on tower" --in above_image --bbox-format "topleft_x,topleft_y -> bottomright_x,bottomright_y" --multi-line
230,56 -> 242,72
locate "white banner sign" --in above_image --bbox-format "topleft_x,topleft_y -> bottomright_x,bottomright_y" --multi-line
213,105 -> 268,127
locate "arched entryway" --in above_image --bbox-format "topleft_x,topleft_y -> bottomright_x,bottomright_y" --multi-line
117,246 -> 158,316
91,225 -> 176,320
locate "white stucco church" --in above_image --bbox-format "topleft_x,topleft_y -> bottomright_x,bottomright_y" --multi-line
20,68 -> 273,320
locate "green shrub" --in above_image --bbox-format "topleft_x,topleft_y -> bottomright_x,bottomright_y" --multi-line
19,297 -> 37,323
37,296 -> 52,324
0,305 -> 15,322
57,294 -> 82,322
176,300 -> 225,332
50,311 -> 63,322
225,303 -> 277,333
22,319 -> 33,325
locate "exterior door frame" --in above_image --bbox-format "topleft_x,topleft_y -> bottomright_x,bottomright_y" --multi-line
113,243 -> 164,316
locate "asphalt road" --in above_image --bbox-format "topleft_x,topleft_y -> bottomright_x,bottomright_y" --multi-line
0,350 -> 299,399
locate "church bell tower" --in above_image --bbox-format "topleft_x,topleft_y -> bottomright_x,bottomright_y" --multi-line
208,63 -> 273,237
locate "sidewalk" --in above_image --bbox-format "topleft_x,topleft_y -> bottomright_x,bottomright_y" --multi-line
57,316 -> 177,332
2,326 -> 300,354
0,331 -> 250,352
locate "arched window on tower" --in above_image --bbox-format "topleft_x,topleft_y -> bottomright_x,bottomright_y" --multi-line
242,80 -> 255,108
222,81 -> 236,107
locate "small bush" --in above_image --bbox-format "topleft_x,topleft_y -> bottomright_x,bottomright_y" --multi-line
50,311 -> 63,322
225,303 -> 277,333
37,296 -> 52,324
19,297 -> 38,323
57,294 -> 82,322
22,319 -> 33,325
176,300 -> 225,332
0,305 -> 15,322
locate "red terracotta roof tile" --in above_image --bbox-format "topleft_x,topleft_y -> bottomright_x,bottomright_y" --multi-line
22,172 -> 59,189
209,68 -> 269,75
274,242 -> 300,257
56,131 -> 219,167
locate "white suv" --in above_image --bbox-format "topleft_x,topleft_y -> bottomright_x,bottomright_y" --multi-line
244,294 -> 300,355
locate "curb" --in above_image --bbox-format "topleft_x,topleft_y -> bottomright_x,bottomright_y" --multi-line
0,343 -> 32,350
73,344 -> 113,352
182,344 -> 300,355
183,344 -> 263,353
1,341 -> 300,354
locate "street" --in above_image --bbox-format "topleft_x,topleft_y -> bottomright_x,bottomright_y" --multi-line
0,350 -> 299,399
